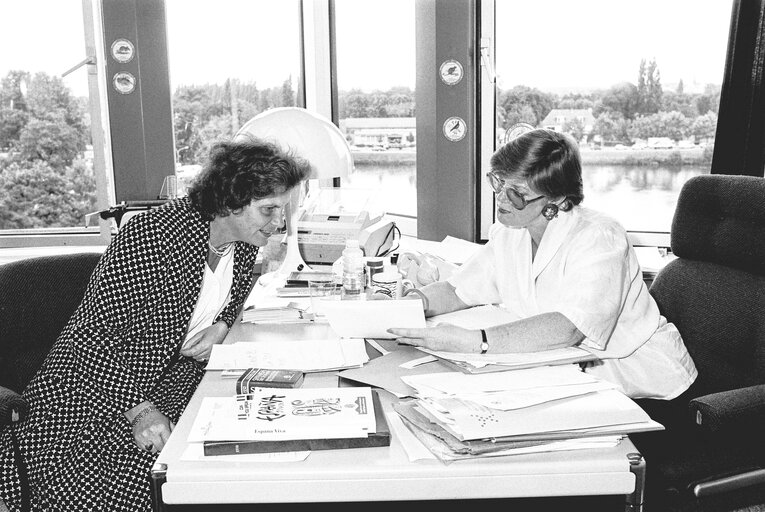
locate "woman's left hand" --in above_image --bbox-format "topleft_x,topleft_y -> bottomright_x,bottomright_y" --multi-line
387,323 -> 482,353
180,321 -> 229,362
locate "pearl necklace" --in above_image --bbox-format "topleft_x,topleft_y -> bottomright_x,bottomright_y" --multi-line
208,241 -> 233,257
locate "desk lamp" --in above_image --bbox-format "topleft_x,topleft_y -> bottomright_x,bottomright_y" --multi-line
235,107 -> 353,277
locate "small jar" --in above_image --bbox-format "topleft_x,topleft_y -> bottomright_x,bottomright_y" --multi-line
365,257 -> 385,287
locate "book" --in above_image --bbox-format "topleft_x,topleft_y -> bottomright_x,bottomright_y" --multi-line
189,386 -> 378,443
203,390 -> 390,456
286,271 -> 335,287
235,368 -> 305,392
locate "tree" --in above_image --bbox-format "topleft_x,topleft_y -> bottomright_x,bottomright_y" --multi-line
562,117 -> 585,143
598,82 -> 640,120
644,58 -> 663,114
498,85 -> 555,129
0,159 -> 96,229
695,84 -> 721,115
662,90 -> 696,118
691,111 -> 718,142
593,111 -> 630,144
636,59 -> 647,114
0,107 -> 28,150
17,117 -> 82,168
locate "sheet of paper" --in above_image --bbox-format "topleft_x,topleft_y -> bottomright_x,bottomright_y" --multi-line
206,338 -> 368,371
418,389 -> 652,441
401,365 -> 597,395
384,411 -> 437,462
458,381 -> 617,411
323,298 -> 426,339
419,345 -> 595,369
410,236 -> 482,265
336,346 -> 453,398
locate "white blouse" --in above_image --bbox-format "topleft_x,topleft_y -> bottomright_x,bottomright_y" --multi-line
448,206 -> 697,399
182,250 -> 234,349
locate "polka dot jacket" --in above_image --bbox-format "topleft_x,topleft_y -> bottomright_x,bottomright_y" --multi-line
0,197 -> 258,511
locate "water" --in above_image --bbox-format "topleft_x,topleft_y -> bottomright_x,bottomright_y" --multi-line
344,162 -> 709,234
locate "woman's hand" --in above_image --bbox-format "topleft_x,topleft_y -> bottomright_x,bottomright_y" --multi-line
125,401 -> 175,454
180,321 -> 229,362
387,323 -> 482,352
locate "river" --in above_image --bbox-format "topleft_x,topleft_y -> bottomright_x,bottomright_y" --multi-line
344,162 -> 709,234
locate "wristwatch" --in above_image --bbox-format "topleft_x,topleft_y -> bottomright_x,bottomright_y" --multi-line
480,329 -> 489,354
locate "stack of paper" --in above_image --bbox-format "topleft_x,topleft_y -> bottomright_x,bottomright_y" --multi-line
241,302 -> 315,324
206,338 -> 369,372
187,387 -> 391,455
393,365 -> 663,462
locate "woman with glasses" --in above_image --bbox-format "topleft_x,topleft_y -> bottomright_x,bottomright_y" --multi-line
389,128 -> 696,400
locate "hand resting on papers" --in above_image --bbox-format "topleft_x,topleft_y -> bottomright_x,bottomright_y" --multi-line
388,323 -> 483,352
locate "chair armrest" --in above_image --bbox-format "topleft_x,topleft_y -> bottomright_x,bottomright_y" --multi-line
689,384 -> 765,435
0,385 -> 28,425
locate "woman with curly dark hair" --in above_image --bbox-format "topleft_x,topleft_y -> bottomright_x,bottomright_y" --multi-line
0,138 -> 310,512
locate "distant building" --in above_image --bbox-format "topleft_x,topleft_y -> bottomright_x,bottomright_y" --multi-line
540,108 -> 596,139
340,117 -> 416,149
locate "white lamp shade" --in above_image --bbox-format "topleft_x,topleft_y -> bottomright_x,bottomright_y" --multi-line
235,107 -> 353,180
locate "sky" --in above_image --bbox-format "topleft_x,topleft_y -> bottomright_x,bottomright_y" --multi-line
0,0 -> 731,98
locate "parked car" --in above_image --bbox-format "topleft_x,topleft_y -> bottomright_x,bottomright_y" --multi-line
649,138 -> 675,149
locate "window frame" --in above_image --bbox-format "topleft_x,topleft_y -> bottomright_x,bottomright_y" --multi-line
3,0 -> 765,251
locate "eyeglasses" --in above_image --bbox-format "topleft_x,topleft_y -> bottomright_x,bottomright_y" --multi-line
487,171 -> 545,210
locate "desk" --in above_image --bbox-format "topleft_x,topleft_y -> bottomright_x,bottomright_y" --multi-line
151,321 -> 646,511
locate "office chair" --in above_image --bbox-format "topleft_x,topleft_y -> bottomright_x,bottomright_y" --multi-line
632,174 -> 765,511
0,252 -> 101,511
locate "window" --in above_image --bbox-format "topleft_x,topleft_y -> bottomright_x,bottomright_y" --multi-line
493,0 -> 732,239
334,0 -> 417,228
165,0 -> 302,195
0,0 -> 101,239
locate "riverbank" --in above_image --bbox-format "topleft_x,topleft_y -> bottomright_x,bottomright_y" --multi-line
351,146 -> 712,167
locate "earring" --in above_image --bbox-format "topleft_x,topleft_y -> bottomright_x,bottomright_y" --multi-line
541,203 -> 559,221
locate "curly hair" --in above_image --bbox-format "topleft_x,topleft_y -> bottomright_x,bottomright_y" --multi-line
187,138 -> 311,221
490,129 -> 584,210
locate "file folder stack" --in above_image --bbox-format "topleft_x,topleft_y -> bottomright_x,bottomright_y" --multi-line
393,366 -> 663,462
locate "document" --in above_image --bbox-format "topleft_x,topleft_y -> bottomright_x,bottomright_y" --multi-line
323,298 -> 426,339
337,345 -> 454,398
400,366 -> 617,411
206,338 -> 368,371
188,387 -> 378,443
415,388 -> 654,441
419,345 -> 597,372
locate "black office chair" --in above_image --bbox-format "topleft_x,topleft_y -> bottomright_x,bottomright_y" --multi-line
632,174 -> 765,511
0,252 -> 101,511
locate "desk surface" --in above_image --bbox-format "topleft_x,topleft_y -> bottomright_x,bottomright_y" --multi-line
154,321 -> 641,506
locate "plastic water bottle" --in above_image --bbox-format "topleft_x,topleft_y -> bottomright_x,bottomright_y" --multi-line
341,239 -> 365,299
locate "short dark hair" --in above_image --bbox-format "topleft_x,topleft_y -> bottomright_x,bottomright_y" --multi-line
490,129 -> 584,209
188,139 -> 311,220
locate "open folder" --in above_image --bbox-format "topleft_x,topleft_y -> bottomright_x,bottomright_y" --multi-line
321,298 -> 426,339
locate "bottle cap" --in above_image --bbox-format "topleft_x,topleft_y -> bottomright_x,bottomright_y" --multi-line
366,258 -> 384,269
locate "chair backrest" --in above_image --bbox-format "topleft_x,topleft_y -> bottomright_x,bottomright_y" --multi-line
650,174 -> 765,397
0,252 -> 101,393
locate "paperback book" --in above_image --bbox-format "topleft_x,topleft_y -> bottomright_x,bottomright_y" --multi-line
235,368 -> 305,392
189,386 -> 379,445
203,389 -> 390,455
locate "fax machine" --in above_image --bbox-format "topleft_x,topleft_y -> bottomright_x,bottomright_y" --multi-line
296,188 -> 396,265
